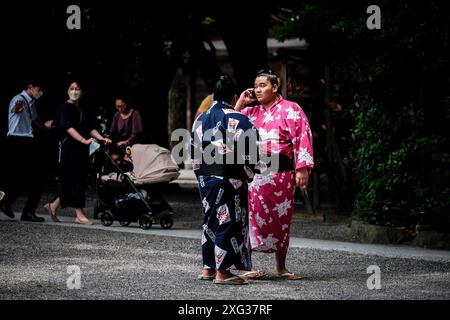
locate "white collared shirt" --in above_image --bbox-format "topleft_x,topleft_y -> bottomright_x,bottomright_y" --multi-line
7,90 -> 37,138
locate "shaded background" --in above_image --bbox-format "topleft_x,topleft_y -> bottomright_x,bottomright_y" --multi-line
0,1 -> 449,233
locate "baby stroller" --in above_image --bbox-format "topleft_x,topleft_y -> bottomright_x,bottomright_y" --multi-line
93,143 -> 180,230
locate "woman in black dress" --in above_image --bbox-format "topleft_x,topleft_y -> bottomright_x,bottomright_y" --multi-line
44,81 -> 111,224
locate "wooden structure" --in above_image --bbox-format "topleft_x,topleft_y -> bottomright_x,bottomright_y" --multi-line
275,48 -> 351,216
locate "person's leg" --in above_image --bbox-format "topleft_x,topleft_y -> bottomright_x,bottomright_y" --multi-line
18,139 -> 45,222
215,269 -> 236,280
198,177 -> 216,278
23,183 -> 43,215
22,139 -> 44,216
199,266 -> 216,279
0,191 -> 16,218
3,137 -> 44,222
75,208 -> 92,224
275,249 -> 288,275
233,182 -> 268,279
275,248 -> 304,280
50,197 -> 60,213
211,180 -> 249,284
22,173 -> 44,217
61,144 -> 90,224
0,137 -> 23,217
60,150 -> 89,225
249,172 -> 299,276
44,197 -> 60,222
21,187 -> 45,221
197,176 -> 250,281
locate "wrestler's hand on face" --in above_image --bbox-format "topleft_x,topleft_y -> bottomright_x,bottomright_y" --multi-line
235,88 -> 256,110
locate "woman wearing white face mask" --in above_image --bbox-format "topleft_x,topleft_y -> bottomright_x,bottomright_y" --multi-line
44,81 -> 111,224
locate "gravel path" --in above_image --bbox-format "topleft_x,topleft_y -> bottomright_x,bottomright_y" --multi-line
0,221 -> 449,300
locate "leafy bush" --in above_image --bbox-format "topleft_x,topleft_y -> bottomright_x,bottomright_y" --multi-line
350,95 -> 450,231
272,1 -> 450,231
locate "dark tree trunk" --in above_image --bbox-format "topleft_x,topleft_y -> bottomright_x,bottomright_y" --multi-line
214,7 -> 273,90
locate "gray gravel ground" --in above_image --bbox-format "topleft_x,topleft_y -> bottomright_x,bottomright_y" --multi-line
33,185 -> 356,242
0,220 -> 449,300
1,185 -> 448,301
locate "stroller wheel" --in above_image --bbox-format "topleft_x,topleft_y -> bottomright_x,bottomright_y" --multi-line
139,214 -> 153,230
160,215 -> 173,229
119,218 -> 131,227
100,212 -> 114,227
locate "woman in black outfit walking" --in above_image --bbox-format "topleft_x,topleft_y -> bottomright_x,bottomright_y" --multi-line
44,81 -> 111,224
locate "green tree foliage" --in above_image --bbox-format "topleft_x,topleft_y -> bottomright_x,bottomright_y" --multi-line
272,1 -> 450,231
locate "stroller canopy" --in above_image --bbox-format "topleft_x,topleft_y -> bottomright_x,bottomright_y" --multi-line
130,144 -> 180,185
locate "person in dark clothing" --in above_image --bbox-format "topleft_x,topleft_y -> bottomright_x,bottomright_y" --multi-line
110,95 -> 143,147
43,81 -> 111,224
107,95 -> 142,173
190,75 -> 260,285
0,79 -> 55,222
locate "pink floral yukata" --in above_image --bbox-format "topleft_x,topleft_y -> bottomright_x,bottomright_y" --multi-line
241,96 -> 314,253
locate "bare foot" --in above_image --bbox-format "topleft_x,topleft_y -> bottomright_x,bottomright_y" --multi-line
75,217 -> 93,225
44,203 -> 60,222
198,268 -> 216,280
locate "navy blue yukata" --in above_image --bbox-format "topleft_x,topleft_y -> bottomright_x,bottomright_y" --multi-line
190,100 -> 259,271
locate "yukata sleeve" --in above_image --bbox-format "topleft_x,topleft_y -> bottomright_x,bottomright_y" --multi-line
235,115 -> 260,180
239,106 -> 254,117
286,103 -> 314,171
58,104 -> 74,130
190,116 -> 203,177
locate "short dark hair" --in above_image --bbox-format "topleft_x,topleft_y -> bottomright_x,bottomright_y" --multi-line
23,79 -> 42,90
67,80 -> 84,90
256,69 -> 279,86
115,91 -> 133,106
213,74 -> 237,103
